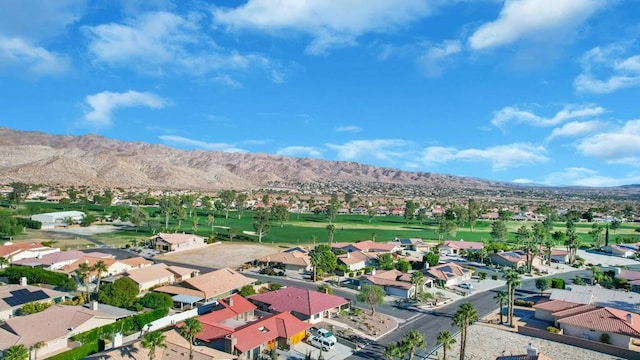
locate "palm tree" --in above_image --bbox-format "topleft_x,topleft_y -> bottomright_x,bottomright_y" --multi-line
400,330 -> 426,360
30,341 -> 46,360
494,291 -> 509,324
179,318 -> 203,360
93,260 -> 108,294
77,262 -> 93,302
0,256 -> 8,270
142,331 -> 166,360
452,302 -> 478,360
436,330 -> 456,360
5,344 -> 29,360
503,269 -> 522,328
410,271 -> 424,301
382,343 -> 401,360
326,224 -> 336,246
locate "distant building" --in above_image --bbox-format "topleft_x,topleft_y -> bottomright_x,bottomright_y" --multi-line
30,211 -> 85,229
152,232 -> 207,253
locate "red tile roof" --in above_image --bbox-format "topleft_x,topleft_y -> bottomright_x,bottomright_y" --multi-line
533,299 -> 584,313
249,287 -> 349,316
199,294 -> 257,324
558,307 -> 640,337
232,313 -> 311,353
441,241 -> 484,250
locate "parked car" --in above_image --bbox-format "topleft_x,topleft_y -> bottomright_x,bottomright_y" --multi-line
459,282 -> 473,290
309,336 -> 336,352
310,327 -> 337,342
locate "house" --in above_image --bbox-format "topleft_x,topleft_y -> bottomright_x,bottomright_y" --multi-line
197,296 -> 310,360
0,282 -> 70,321
533,299 -> 598,323
152,232 -> 208,253
360,269 -> 432,299
393,238 -> 435,252
337,251 -> 373,271
126,263 -> 176,292
0,304 -> 122,358
425,262 -> 473,287
11,250 -> 111,270
255,249 -> 312,272
438,240 -> 483,256
603,245 -> 635,258
248,287 -> 350,324
0,242 -> 60,263
118,256 -> 154,270
549,249 -> 570,264
549,285 -> 640,313
30,210 -> 85,229
489,251 -> 542,269
59,256 -> 121,279
84,329 -> 237,360
332,240 -> 400,253
155,268 -> 254,303
558,307 -> 640,349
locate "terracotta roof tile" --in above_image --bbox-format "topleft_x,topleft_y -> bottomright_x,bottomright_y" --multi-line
558,307 -> 640,337
249,287 -> 349,316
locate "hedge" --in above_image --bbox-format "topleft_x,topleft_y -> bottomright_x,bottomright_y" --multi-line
15,217 -> 42,229
47,341 -> 99,360
2,266 -> 77,291
551,278 -> 565,289
71,307 -> 169,344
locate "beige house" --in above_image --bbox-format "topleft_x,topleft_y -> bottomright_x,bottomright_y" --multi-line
126,263 -> 197,292
153,232 -> 207,253
256,248 -> 312,272
0,283 -> 70,321
425,262 -> 472,287
489,251 -> 542,269
0,305 -> 120,358
359,269 -> 432,299
558,307 -> 640,349
155,268 -> 254,303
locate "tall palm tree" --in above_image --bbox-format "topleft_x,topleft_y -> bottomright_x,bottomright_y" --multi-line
494,291 -> 509,324
0,256 -> 9,270
436,330 -> 456,360
30,341 -> 46,360
503,269 -> 522,328
179,318 -> 203,360
142,331 -> 166,360
76,262 -> 93,302
410,271 -> 424,301
326,224 -> 336,246
452,302 -> 478,360
5,344 -> 29,360
400,330 -> 426,360
382,343 -> 401,360
93,260 -> 108,294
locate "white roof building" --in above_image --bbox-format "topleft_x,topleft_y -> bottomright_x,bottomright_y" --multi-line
30,211 -> 84,229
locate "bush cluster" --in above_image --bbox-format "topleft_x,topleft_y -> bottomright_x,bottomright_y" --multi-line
2,266 -> 77,290
550,278 -> 565,289
71,307 -> 169,343
513,299 -> 535,307
15,217 -> 42,229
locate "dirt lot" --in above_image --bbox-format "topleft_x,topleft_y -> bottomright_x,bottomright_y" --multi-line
156,242 -> 284,269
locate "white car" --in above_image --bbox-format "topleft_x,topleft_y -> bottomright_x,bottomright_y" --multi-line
459,282 -> 473,290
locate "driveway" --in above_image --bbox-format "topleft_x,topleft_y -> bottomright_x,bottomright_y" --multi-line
284,341 -> 353,360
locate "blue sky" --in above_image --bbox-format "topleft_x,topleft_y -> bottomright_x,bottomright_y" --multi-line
2,0 -> 640,187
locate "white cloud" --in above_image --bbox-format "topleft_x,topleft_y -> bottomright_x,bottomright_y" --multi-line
491,104 -> 605,129
0,36 -> 70,76
83,90 -> 169,127
469,0 -> 607,50
335,125 -> 362,133
0,0 -> 85,41
213,1 -> 437,55
325,139 -> 413,162
576,120 -> 640,164
416,40 -> 461,77
542,167 -> 640,187
213,75 -> 242,88
574,43 -> 640,94
159,135 -> 246,153
423,143 -> 549,170
546,120 -> 606,141
277,146 -> 323,158
85,11 -> 276,80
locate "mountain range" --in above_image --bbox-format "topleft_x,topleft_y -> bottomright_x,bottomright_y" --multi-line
0,127 -> 637,198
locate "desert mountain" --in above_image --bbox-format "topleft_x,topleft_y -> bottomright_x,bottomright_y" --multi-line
0,127 -> 518,193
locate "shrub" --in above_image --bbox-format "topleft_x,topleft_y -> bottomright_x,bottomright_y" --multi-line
491,275 -> 498,280
514,299 -> 535,307
15,217 -> 42,229
551,278 -> 565,289
138,292 -> 173,310
269,283 -> 283,291
20,301 -> 52,315
478,272 -> 487,281
47,341 -> 99,360
2,266 -> 76,290
238,285 -> 256,297
547,326 -> 561,333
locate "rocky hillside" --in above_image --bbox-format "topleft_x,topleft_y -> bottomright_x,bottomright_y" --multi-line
0,127 -> 518,192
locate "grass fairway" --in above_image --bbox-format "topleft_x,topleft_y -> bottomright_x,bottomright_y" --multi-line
11,202 -> 640,248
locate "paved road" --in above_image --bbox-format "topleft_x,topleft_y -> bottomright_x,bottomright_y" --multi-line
347,268 -> 592,360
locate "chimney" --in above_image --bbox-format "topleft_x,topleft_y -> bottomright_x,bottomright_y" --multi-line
346,252 -> 350,258
371,269 -> 376,276
91,300 -> 99,311
627,313 -> 633,324
526,343 -> 538,357
616,267 -> 621,275
224,334 -> 237,353
19,277 -> 27,286
228,296 -> 234,307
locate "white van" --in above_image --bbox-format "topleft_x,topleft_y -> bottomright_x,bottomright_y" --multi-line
310,336 -> 336,351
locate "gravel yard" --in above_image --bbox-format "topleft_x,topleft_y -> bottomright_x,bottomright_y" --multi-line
156,242 -> 282,269
446,324 -> 618,360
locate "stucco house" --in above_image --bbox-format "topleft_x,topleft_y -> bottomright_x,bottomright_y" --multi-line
155,268 -> 254,304
425,262 -> 472,287
438,240 -> 483,256
489,251 -> 542,269
152,232 -> 208,253
249,287 -> 350,324
255,248 -> 312,272
559,307 -> 640,349
0,282 -> 70,321
359,269 -> 432,299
